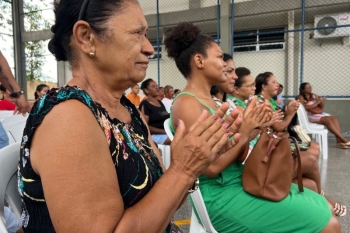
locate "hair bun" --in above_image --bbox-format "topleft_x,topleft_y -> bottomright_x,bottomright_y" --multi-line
48,36 -> 67,61
164,22 -> 201,59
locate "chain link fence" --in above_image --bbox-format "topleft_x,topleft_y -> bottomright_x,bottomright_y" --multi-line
145,0 -> 350,98
1,0 -> 350,98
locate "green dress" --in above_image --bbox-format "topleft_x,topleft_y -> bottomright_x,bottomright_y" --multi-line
171,92 -> 331,233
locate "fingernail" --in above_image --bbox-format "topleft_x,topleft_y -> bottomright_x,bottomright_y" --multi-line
219,118 -> 225,124
226,133 -> 234,138
223,123 -> 230,130
212,114 -> 218,120
175,119 -> 180,127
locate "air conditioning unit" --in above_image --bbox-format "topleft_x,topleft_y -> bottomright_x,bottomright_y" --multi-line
314,12 -> 350,39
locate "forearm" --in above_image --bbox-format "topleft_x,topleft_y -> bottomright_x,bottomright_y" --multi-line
203,136 -> 248,178
113,168 -> 193,233
149,125 -> 166,134
272,114 -> 294,132
0,52 -> 21,93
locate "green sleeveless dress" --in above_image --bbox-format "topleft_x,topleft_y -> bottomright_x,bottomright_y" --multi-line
170,92 -> 331,233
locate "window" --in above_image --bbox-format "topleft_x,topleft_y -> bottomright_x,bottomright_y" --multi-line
149,42 -> 162,60
233,28 -> 285,53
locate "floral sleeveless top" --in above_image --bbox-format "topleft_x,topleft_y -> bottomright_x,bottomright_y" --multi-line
18,86 -> 180,233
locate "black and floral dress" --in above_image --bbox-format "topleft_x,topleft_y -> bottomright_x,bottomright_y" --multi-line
18,86 -> 181,233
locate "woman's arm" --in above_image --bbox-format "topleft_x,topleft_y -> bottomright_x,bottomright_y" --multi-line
0,51 -> 31,114
30,100 -> 231,233
296,95 -> 320,110
271,100 -> 298,132
172,95 -> 267,178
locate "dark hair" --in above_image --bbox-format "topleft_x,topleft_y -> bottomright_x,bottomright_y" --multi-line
140,78 -> 154,96
279,83 -> 284,88
174,89 -> 180,94
34,84 -> 50,100
48,0 -> 131,64
0,84 -> 6,92
164,22 -> 215,78
164,85 -> 173,94
299,82 -> 310,101
235,67 -> 251,88
0,84 -> 6,100
255,72 -> 274,95
223,53 -> 232,62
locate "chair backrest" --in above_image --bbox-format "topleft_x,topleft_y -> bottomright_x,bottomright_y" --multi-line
163,118 -> 174,141
0,142 -> 22,229
190,189 -> 218,233
163,118 -> 217,232
297,104 -> 311,128
9,122 -> 26,142
0,111 -> 14,122
2,115 -> 28,133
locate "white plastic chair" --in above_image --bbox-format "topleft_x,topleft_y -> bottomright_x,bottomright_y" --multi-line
2,115 -> 28,132
0,142 -> 22,233
157,144 -> 171,170
297,105 -> 329,159
163,118 -> 218,233
0,111 -> 14,122
1,115 -> 27,144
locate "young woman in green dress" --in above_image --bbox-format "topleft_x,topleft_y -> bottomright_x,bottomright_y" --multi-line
165,21 -> 341,232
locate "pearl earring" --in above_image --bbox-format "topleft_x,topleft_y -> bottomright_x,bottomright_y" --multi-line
89,52 -> 95,57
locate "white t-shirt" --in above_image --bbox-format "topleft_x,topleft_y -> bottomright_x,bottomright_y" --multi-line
162,97 -> 172,113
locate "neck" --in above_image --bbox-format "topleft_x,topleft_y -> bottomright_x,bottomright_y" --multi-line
185,75 -> 212,99
215,90 -> 224,101
261,91 -> 272,101
69,71 -> 124,110
233,94 -> 246,102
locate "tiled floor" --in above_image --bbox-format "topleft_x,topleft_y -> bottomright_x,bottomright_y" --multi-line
173,136 -> 350,233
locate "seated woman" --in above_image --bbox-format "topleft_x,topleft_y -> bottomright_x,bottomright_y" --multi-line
234,68 -> 346,217
165,21 -> 340,232
18,1 -> 239,232
139,79 -> 171,145
297,82 -> 350,149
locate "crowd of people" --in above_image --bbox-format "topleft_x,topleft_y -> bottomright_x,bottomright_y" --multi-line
0,0 -> 349,232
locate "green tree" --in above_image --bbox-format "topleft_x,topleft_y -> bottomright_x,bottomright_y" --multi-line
24,1 -> 50,81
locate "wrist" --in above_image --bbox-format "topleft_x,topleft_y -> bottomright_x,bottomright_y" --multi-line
9,88 -> 25,98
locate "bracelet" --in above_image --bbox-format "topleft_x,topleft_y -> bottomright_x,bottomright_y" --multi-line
188,178 -> 199,193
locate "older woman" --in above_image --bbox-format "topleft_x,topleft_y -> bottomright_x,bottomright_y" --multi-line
17,1 -> 240,232
165,22 -> 340,232
297,82 -> 350,149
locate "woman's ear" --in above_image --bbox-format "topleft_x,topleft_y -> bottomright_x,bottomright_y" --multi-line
72,21 -> 96,56
193,54 -> 204,69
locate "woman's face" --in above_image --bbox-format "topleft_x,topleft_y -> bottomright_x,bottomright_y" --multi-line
263,75 -> 279,97
219,59 -> 237,94
37,86 -> 49,98
303,83 -> 312,94
202,42 -> 227,85
146,81 -> 159,97
237,75 -> 256,100
93,2 -> 154,88
131,85 -> 140,94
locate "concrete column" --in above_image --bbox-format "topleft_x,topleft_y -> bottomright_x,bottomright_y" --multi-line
287,11 -> 294,97
220,0 -> 231,54
13,0 -> 27,94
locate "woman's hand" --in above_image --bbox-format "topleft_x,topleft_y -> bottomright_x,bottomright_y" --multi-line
285,99 -> 299,116
239,96 -> 270,137
263,109 -> 284,127
169,103 -> 240,179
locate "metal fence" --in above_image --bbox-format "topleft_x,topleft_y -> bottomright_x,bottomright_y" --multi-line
1,0 -> 350,98
145,0 -> 350,98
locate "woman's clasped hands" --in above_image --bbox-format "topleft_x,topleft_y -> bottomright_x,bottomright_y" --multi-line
169,102 -> 241,179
